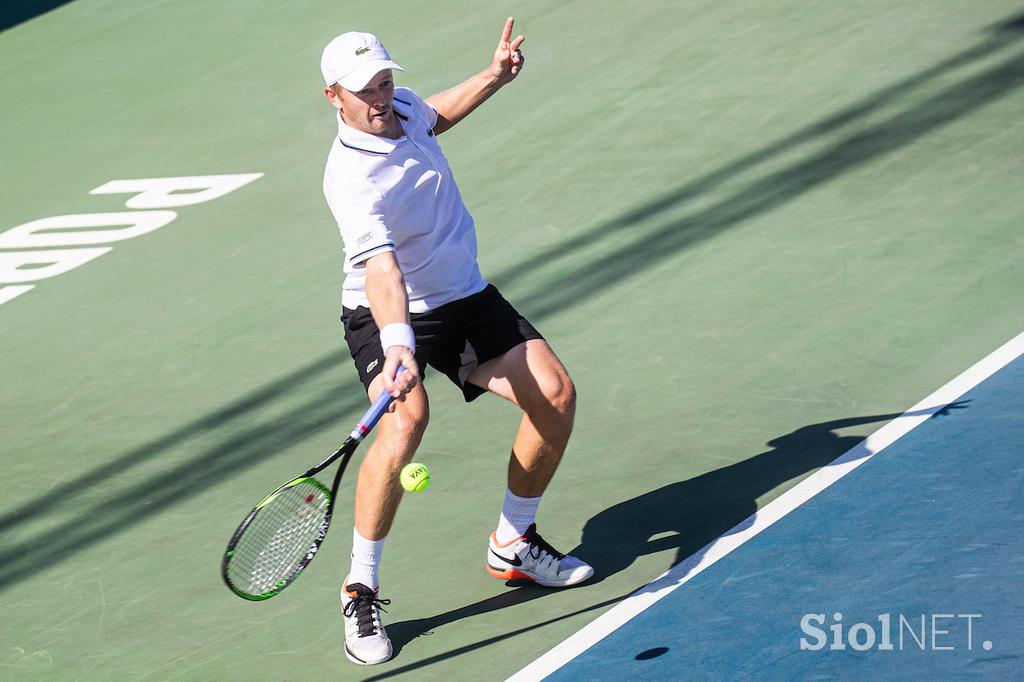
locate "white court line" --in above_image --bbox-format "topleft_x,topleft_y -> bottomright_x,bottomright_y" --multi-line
508,329 -> 1024,682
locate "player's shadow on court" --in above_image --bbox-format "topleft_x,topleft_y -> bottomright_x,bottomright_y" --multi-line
370,402 -> 968,678
572,402 -> 968,586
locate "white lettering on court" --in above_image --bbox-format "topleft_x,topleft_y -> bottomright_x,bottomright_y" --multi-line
90,174 -> 263,209
0,212 -> 177,248
0,173 -> 263,308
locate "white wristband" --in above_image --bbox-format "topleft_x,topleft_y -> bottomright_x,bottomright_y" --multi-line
379,323 -> 415,354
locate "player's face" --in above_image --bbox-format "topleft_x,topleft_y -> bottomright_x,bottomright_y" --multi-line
330,70 -> 398,137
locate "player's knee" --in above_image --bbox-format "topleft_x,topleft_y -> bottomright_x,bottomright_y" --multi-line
554,378 -> 577,420
394,403 -> 429,444
376,398 -> 428,461
536,371 -> 576,423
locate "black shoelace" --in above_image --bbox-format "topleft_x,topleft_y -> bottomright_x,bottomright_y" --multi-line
344,592 -> 391,638
523,523 -> 565,561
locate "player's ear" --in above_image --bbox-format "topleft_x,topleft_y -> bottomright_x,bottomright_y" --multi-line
325,84 -> 343,110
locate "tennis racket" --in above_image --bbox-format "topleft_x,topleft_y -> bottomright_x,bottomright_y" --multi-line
221,372 -> 402,601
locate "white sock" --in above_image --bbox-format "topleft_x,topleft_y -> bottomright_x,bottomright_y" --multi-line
347,528 -> 386,589
495,488 -> 542,545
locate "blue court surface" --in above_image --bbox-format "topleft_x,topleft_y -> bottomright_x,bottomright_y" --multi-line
537,351 -> 1023,679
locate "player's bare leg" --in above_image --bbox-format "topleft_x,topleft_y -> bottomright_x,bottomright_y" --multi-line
469,339 -> 593,587
342,378 -> 427,666
469,339 -> 575,495
355,377 -> 429,540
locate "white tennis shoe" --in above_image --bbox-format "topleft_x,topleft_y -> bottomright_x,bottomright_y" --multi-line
341,581 -> 392,665
486,523 -> 594,587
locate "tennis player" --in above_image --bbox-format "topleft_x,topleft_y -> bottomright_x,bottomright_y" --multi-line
320,18 -> 593,665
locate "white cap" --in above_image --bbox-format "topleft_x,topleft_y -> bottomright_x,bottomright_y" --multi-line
321,32 -> 404,91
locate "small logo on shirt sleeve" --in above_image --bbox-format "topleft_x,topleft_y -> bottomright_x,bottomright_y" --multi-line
357,231 -> 374,245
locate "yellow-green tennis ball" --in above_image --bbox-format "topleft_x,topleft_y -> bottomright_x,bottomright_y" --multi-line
400,462 -> 430,493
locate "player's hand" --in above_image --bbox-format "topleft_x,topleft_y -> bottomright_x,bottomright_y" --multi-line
932,399 -> 971,418
382,346 -> 419,412
490,16 -> 525,84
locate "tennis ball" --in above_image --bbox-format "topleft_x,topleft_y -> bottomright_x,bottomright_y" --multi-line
400,462 -> 430,493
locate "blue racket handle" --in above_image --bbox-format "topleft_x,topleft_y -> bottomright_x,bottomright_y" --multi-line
349,366 -> 407,441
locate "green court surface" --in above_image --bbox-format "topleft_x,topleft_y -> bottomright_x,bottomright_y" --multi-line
2,1 -> 1022,679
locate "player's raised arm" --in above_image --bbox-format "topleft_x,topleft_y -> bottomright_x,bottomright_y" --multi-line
426,16 -> 526,135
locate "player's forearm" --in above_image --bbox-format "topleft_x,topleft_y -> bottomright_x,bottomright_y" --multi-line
364,259 -> 411,329
363,253 -> 419,389
426,69 -> 504,135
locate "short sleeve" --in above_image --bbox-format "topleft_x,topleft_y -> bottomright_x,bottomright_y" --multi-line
393,87 -> 439,131
324,176 -> 395,268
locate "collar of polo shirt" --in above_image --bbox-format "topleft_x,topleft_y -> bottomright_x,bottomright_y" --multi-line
337,98 -> 421,155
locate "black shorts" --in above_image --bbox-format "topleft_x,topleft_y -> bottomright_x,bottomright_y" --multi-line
341,284 -> 544,402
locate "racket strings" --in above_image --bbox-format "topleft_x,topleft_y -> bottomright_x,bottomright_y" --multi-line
226,479 -> 330,595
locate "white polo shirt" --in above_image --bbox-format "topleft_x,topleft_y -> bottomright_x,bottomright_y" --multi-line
323,87 -> 487,313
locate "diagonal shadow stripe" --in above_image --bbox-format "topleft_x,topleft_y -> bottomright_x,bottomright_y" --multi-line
515,45 -> 1024,322
0,383 -> 368,591
489,14 -> 1024,297
487,13 -> 1024,299
0,350 -> 348,535
0,0 -> 77,33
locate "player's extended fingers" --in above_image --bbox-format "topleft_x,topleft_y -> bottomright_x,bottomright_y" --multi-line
499,16 -> 514,46
510,34 -> 525,51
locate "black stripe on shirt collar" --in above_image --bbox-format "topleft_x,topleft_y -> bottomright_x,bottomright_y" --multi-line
338,138 -> 390,156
